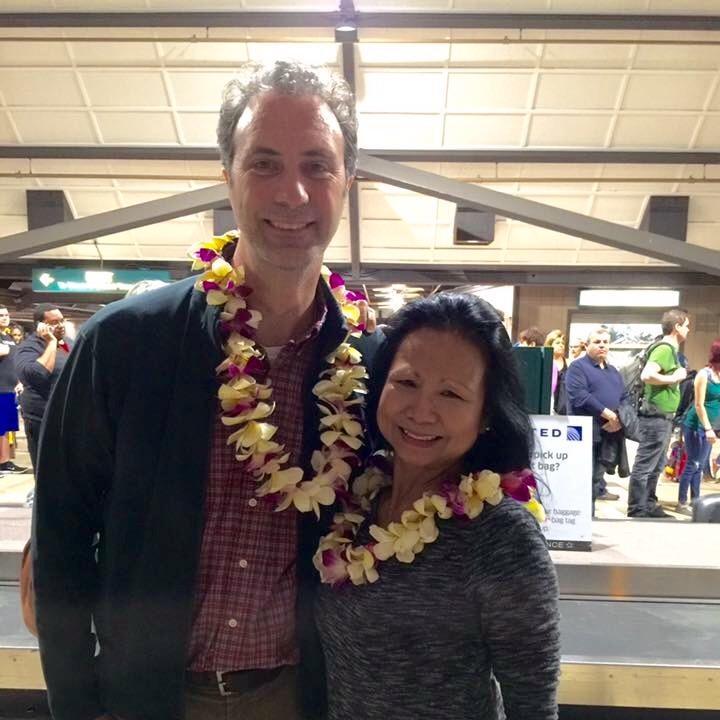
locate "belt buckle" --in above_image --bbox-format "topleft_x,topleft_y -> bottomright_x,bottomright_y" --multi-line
216,670 -> 232,697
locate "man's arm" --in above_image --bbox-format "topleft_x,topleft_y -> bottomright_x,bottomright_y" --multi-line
33,330 -> 117,720
34,323 -> 59,372
15,339 -> 53,395
641,345 -> 686,386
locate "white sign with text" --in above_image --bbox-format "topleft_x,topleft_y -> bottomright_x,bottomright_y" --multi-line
530,414 -> 593,551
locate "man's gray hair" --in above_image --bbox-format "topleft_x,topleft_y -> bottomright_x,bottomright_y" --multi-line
217,60 -> 358,177
586,325 -> 611,343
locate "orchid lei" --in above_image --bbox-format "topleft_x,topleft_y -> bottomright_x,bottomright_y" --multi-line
189,230 -> 368,517
313,454 -> 545,587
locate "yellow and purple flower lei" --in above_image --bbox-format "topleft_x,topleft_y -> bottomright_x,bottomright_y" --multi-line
313,456 -> 545,587
190,231 -> 368,517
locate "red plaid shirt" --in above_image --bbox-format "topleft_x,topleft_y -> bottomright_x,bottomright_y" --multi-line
187,309 -> 325,672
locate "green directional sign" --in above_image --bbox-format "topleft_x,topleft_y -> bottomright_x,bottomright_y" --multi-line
33,268 -> 172,294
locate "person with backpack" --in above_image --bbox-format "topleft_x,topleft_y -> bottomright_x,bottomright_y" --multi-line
627,308 -> 690,518
674,339 -> 720,515
565,326 -> 624,511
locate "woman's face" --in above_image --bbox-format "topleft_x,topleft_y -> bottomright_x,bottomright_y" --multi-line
552,337 -> 565,357
10,328 -> 23,343
377,328 -> 487,477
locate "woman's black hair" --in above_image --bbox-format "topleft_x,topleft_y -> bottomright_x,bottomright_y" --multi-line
366,293 -> 534,475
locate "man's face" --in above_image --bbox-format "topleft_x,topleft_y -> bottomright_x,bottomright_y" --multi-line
586,332 -> 610,363
224,90 -> 351,273
0,308 -> 9,329
676,317 -> 690,342
44,309 -> 65,340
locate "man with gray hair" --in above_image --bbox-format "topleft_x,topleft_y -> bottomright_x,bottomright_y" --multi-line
33,61 -> 377,720
564,326 -> 625,511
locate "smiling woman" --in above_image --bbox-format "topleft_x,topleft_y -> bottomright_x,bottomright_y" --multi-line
314,293 -> 561,720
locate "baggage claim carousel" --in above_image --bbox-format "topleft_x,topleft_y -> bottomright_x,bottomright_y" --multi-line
1,521 -> 718,714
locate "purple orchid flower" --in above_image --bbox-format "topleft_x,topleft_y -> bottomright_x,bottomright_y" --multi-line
499,469 -> 536,502
197,248 -> 218,263
345,289 -> 366,302
328,272 -> 345,290
243,356 -> 267,378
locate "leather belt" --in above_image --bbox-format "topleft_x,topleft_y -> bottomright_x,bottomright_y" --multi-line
186,666 -> 283,696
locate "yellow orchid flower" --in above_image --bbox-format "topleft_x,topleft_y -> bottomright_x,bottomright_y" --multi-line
319,430 -> 363,451
472,470 -> 504,504
275,479 -> 337,518
206,289 -> 229,306
220,401 -> 275,426
258,467 -> 304,495
463,494 -> 485,520
219,296 -> 248,319
369,523 -> 421,563
345,547 -> 379,585
210,256 -> 233,278
329,343 -> 362,366
226,420 -> 277,448
319,411 -> 363,439
524,497 -> 546,524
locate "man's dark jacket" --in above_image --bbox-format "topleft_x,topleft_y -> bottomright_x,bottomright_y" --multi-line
32,276 -> 380,720
15,332 -> 72,421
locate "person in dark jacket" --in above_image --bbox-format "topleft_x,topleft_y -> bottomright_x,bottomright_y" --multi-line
564,326 -> 626,511
14,303 -> 71,471
33,61 -> 379,720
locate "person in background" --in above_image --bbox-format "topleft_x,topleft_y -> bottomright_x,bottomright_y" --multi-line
568,337 -> 586,362
10,323 -> 25,345
544,329 -> 567,408
0,306 -> 28,475
14,304 -> 71,471
627,308 -> 690,518
315,293 -> 560,720
675,339 -> 720,515
565,327 -> 624,511
517,326 -> 544,347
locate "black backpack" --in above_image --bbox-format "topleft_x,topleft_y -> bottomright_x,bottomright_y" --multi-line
619,340 -> 677,412
675,369 -> 697,423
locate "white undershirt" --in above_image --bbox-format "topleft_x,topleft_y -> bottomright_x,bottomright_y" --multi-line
265,345 -> 282,363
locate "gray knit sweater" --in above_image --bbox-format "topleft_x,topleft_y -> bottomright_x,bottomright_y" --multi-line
315,497 -> 561,720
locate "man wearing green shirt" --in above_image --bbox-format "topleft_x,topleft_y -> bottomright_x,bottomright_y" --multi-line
627,308 -> 690,518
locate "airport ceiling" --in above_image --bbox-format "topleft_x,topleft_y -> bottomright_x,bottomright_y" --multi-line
2,1 -> 720,282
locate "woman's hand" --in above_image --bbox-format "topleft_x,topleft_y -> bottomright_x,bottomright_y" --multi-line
706,428 -> 717,444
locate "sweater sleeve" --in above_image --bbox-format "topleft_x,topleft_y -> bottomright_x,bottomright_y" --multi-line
32,327 -> 122,720
468,504 -> 561,720
14,338 -> 52,396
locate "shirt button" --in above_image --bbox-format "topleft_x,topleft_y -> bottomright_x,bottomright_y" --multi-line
228,618 -> 238,628
239,559 -> 248,569
248,498 -> 258,507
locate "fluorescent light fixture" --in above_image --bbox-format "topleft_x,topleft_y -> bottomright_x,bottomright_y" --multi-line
578,289 -> 680,308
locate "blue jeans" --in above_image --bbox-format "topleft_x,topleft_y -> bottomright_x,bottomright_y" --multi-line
678,427 -> 712,504
627,416 -> 673,516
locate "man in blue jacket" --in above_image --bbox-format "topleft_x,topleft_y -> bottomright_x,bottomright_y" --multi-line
565,327 -> 625,511
33,61 -> 378,720
14,304 -> 71,471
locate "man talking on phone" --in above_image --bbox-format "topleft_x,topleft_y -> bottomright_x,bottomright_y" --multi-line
14,303 -> 71,471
